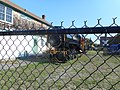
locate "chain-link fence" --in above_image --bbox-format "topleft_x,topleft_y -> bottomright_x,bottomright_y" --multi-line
0,18 -> 120,90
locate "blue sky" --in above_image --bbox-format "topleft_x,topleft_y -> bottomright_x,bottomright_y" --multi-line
10,0 -> 120,27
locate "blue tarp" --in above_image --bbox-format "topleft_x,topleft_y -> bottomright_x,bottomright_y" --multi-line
107,44 -> 120,54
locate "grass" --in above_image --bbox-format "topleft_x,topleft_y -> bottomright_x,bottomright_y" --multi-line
0,59 -> 18,64
0,50 -> 120,90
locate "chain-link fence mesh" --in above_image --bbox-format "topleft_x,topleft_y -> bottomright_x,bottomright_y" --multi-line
0,18 -> 120,90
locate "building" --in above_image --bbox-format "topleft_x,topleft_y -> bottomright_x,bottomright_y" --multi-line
0,0 -> 51,60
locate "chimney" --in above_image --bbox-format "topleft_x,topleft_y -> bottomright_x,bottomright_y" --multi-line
42,15 -> 46,19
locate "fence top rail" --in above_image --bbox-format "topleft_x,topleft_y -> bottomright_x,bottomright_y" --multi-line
0,26 -> 120,36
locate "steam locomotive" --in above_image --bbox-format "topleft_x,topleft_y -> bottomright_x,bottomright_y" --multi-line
47,33 -> 83,62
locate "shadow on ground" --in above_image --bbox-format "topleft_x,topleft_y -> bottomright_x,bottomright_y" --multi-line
17,53 -> 51,63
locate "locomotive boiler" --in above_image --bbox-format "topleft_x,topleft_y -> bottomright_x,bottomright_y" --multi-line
47,34 -> 83,62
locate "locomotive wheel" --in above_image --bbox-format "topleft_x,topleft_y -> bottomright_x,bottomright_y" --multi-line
66,54 -> 77,60
67,50 -> 77,60
68,54 -> 74,60
65,55 -> 70,61
55,52 -> 66,63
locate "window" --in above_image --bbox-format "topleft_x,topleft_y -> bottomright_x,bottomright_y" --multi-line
0,4 -> 5,20
0,4 -> 13,23
6,7 -> 12,22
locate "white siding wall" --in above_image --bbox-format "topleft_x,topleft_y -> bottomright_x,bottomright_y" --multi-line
0,35 -> 48,60
37,36 -> 47,53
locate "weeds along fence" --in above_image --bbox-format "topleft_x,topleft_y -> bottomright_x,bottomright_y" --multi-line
0,18 -> 120,90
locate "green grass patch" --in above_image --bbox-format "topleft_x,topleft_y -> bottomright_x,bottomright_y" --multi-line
0,59 -> 18,64
0,51 -> 120,90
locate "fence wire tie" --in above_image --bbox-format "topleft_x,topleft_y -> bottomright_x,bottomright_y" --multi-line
72,20 -> 75,26
97,18 -> 102,25
61,21 -> 64,27
112,17 -> 117,24
84,20 -> 87,27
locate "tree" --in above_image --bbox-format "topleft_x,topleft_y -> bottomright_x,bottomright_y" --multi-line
108,34 -> 120,45
85,38 -> 94,50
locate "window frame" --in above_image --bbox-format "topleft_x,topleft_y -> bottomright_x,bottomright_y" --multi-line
0,4 -> 5,21
6,7 -> 13,23
0,4 -> 13,24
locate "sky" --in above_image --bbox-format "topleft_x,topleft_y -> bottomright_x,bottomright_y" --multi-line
10,0 -> 120,44
10,0 -> 120,27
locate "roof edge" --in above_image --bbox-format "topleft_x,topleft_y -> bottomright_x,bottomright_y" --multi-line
0,0 -> 51,26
